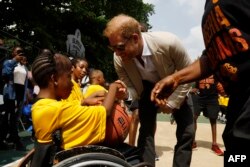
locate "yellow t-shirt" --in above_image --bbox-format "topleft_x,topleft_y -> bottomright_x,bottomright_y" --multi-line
32,99 -> 106,149
66,79 -> 84,103
218,95 -> 229,107
83,84 -> 108,99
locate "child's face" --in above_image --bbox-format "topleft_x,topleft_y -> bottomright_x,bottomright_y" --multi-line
72,60 -> 88,80
56,71 -> 73,99
98,74 -> 106,86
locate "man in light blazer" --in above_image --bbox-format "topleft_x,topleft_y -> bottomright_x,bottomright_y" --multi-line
104,14 -> 194,167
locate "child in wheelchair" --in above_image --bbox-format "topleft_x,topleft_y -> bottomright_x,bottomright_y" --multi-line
20,53 -> 152,167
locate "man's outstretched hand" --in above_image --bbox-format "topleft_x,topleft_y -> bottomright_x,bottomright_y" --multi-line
151,75 -> 177,108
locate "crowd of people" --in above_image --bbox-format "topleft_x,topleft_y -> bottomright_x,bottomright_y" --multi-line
1,0 -> 250,166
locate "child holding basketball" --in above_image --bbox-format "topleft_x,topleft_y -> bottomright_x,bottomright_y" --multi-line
83,69 -> 131,146
31,53 -> 126,150
83,69 -> 108,98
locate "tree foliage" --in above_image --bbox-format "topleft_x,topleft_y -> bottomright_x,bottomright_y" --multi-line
0,0 -> 154,81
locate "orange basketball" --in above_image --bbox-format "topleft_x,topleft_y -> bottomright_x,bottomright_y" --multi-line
104,103 -> 131,146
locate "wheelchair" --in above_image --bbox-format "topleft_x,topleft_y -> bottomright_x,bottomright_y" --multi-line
17,141 -> 153,167
17,105 -> 153,167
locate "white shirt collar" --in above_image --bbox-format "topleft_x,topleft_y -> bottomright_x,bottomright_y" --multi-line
142,35 -> 152,57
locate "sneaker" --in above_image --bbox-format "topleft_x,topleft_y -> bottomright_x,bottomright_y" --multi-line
170,115 -> 175,125
155,154 -> 159,161
211,144 -> 224,156
192,141 -> 197,149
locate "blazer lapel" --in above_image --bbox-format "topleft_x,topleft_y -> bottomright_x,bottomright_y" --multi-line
143,33 -> 167,79
123,60 -> 144,95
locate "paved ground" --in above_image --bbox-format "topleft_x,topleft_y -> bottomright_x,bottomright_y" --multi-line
1,114 -> 226,167
154,121 -> 225,167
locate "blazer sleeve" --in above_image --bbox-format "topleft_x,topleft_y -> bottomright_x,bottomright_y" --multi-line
164,34 -> 192,109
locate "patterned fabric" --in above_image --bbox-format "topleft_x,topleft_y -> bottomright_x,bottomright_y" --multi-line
202,0 -> 250,95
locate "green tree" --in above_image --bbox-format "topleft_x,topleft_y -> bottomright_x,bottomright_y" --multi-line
0,0 -> 154,81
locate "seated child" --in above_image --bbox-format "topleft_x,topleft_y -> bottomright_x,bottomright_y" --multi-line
31,53 -> 126,150
83,69 -> 108,99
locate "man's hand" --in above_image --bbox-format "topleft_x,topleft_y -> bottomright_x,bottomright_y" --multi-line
114,80 -> 128,100
151,75 -> 178,106
191,88 -> 200,95
161,104 -> 174,114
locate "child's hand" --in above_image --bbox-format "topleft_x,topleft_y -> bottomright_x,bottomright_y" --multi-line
113,80 -> 128,100
82,90 -> 106,105
82,96 -> 105,106
89,90 -> 107,98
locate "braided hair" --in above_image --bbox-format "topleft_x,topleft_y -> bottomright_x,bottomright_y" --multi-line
32,53 -> 71,88
70,57 -> 88,68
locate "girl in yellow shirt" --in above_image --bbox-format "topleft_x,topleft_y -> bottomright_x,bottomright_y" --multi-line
31,53 -> 126,149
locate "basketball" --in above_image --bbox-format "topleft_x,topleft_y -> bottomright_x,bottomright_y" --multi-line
104,103 -> 131,146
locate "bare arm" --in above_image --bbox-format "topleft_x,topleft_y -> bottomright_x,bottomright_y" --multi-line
151,58 -> 211,107
81,82 -> 125,116
173,59 -> 202,84
102,83 -> 122,116
81,90 -> 106,105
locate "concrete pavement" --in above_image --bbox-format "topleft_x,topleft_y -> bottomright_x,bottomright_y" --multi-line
153,121 -> 225,167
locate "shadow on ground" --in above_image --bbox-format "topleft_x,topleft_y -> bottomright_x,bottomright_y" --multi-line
193,140 -> 224,150
155,145 -> 173,157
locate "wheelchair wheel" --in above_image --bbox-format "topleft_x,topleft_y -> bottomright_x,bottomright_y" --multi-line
53,152 -> 132,167
132,162 -> 154,167
54,145 -> 125,163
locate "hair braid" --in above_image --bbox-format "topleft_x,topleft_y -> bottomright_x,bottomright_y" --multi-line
32,54 -> 56,88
